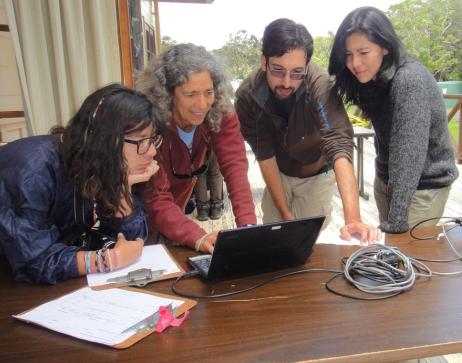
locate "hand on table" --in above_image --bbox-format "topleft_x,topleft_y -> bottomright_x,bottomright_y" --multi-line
340,222 -> 382,245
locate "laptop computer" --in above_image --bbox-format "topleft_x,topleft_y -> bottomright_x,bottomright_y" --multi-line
188,216 -> 325,282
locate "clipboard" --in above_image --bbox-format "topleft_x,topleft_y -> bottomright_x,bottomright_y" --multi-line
87,244 -> 185,288
12,286 -> 197,349
114,287 -> 196,349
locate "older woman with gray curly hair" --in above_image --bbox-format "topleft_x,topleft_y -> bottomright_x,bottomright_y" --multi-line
137,43 -> 256,253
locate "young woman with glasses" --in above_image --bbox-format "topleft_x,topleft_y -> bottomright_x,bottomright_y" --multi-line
137,43 -> 257,254
0,84 -> 163,284
328,7 -> 458,233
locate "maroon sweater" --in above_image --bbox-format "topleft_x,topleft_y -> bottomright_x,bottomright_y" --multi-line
144,111 -> 257,248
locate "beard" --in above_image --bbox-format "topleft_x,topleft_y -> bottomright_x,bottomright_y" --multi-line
273,85 -> 295,100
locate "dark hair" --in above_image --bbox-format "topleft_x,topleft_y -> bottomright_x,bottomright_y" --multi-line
51,84 -> 163,218
328,7 -> 405,116
136,43 -> 233,132
262,18 -> 313,61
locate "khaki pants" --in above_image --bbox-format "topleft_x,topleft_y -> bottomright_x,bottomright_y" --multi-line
262,169 -> 336,229
374,177 -> 451,228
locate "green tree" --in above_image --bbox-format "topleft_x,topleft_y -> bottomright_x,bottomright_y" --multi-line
388,0 -> 462,80
160,35 -> 177,53
312,32 -> 335,71
214,30 -> 261,81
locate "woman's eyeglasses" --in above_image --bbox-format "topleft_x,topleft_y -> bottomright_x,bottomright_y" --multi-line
124,134 -> 163,155
169,143 -> 208,179
266,62 -> 307,81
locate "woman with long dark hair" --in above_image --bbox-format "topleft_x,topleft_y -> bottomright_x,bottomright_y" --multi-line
328,7 -> 458,233
0,84 -> 163,283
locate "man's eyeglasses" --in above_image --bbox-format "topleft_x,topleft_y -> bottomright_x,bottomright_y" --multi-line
124,134 -> 163,155
266,62 -> 307,81
169,143 -> 208,179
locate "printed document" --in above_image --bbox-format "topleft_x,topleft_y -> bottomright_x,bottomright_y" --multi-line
317,230 -> 385,246
13,287 -> 184,346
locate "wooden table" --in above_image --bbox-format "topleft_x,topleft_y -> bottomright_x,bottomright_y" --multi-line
353,126 -> 375,200
1,226 -> 462,363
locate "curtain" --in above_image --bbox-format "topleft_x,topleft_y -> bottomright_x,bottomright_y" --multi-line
4,0 -> 121,135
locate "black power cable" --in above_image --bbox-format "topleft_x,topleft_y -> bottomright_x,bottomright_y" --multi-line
409,216 -> 462,240
171,268 -> 342,299
325,244 -> 432,300
171,220 -> 462,300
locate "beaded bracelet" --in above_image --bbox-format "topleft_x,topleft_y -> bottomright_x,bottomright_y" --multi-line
94,240 -> 117,273
105,249 -> 113,271
95,249 -> 107,273
102,240 -> 115,272
101,249 -> 110,272
85,251 -> 93,275
83,251 -> 88,273
102,240 -> 116,251
95,249 -> 105,273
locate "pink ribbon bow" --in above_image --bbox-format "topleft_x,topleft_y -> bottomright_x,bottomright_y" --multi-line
155,305 -> 189,333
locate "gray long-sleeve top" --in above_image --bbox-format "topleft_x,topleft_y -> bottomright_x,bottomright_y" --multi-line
371,57 -> 458,232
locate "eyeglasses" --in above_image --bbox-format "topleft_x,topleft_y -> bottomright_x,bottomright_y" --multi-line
124,134 -> 163,155
266,62 -> 307,81
169,143 -> 208,179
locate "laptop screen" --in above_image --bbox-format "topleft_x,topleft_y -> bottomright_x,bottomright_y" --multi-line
193,216 -> 325,281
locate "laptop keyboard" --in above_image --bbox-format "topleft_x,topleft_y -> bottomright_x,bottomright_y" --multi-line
189,255 -> 212,277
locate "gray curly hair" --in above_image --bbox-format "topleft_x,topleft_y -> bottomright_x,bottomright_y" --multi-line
136,43 -> 234,132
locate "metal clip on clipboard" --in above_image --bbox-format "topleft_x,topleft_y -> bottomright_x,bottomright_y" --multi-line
121,304 -> 174,335
106,268 -> 167,287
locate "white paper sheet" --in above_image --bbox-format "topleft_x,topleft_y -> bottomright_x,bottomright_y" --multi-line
13,287 -> 184,346
86,244 -> 181,287
316,229 -> 385,246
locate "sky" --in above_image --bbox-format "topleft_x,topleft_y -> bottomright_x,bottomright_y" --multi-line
158,0 -> 402,50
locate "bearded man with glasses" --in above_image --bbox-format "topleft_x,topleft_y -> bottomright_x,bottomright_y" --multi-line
235,18 -> 380,243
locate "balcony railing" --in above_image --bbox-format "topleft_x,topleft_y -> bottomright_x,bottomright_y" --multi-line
444,93 -> 462,163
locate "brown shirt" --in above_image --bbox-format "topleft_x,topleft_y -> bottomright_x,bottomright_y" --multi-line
235,62 -> 353,178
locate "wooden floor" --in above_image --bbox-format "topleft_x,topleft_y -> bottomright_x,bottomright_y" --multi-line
189,138 -> 462,363
194,138 -> 461,235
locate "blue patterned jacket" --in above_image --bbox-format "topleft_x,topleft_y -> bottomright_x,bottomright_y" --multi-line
0,135 -> 147,284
